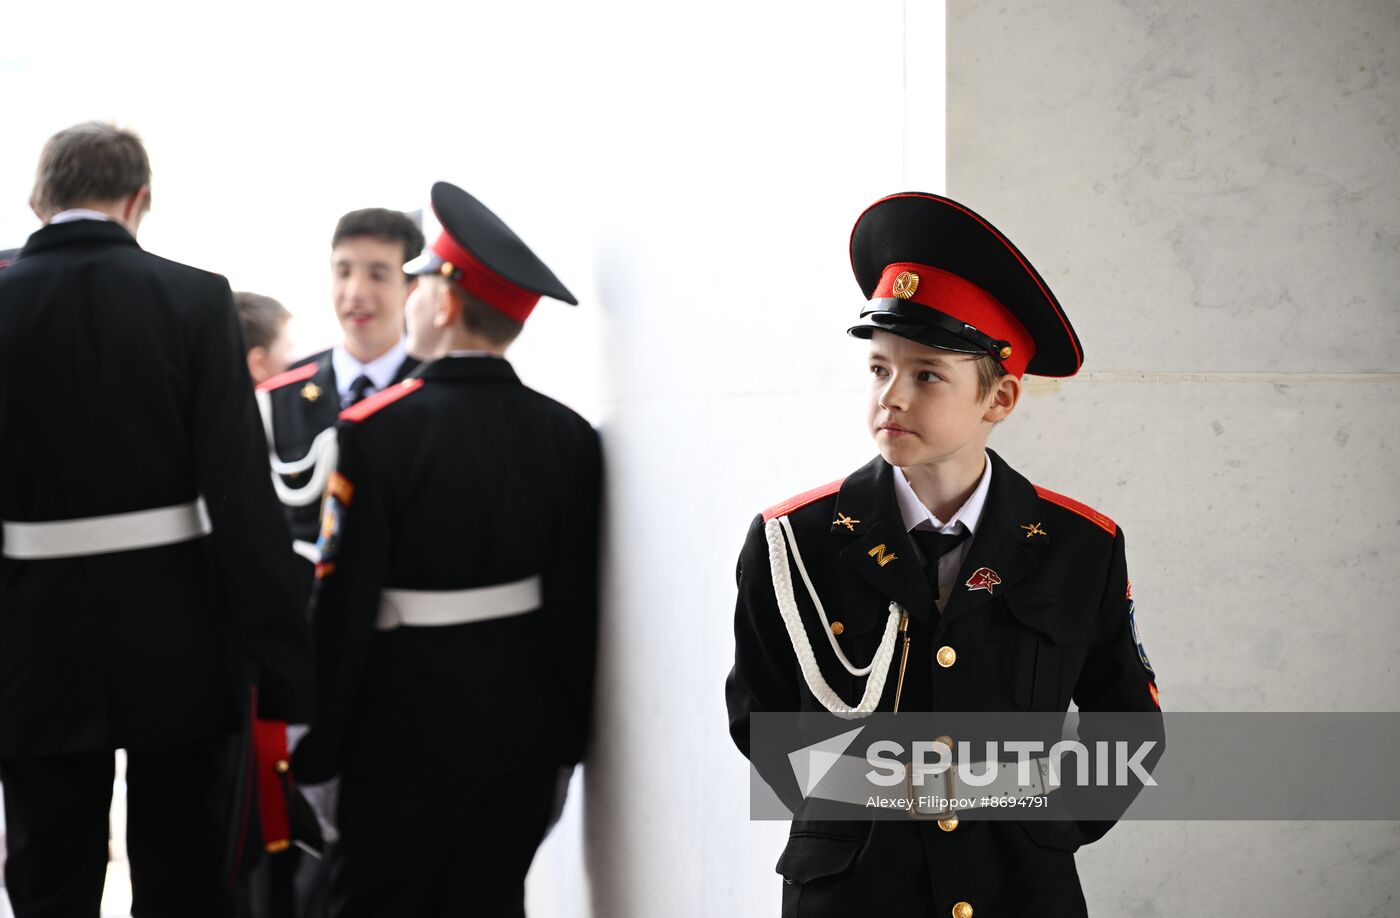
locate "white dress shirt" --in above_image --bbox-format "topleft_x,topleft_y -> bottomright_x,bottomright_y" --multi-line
48,209 -> 112,225
892,452 -> 993,611
332,339 -> 409,406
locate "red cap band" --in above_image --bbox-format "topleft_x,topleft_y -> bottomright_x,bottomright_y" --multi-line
873,262 -> 1036,377
431,231 -> 540,323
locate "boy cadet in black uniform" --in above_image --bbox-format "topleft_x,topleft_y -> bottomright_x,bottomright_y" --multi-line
725,193 -> 1163,917
254,209 -> 425,572
292,182 -> 601,916
0,123 -> 312,916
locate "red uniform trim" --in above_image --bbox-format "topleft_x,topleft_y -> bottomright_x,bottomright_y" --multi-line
432,230 -> 541,323
256,361 -> 319,392
253,718 -> 292,852
762,478 -> 845,522
1034,485 -> 1116,536
873,262 -> 1036,377
339,378 -> 425,423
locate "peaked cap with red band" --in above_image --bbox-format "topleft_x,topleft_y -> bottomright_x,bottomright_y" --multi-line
404,181 -> 576,323
848,192 -> 1083,377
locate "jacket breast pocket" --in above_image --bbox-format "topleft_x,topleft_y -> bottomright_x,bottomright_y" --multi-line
1004,593 -> 1100,711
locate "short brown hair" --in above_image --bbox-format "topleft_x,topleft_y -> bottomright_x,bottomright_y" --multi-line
455,284 -> 524,347
974,353 -> 1009,400
233,291 -> 292,353
30,122 -> 151,217
331,208 -> 425,276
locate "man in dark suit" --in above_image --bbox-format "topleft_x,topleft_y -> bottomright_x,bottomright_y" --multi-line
255,209 -> 425,567
0,122 -> 313,917
292,182 -> 601,917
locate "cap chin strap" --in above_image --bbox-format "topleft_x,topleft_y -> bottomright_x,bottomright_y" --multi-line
860,297 -> 1011,359
765,516 -> 904,715
254,389 -> 340,508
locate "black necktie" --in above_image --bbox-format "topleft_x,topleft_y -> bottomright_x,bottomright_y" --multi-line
344,374 -> 374,408
911,528 -> 969,599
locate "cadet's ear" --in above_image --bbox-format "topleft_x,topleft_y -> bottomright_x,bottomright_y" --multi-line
437,283 -> 463,330
984,373 -> 1022,423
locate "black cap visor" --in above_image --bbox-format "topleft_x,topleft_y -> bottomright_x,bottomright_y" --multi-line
847,299 -> 1010,358
403,249 -> 445,277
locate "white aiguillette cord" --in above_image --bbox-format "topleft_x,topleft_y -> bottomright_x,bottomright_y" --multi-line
765,516 -> 904,715
255,388 -> 340,508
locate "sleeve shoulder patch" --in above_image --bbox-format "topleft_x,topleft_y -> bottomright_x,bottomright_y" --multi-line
1033,484 -> 1117,537
256,362 -> 319,392
762,477 -> 845,522
339,378 -> 425,423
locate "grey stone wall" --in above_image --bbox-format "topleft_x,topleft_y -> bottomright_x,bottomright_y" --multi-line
949,2 -> 1400,915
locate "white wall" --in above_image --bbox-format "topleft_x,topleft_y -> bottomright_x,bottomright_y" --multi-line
0,2 -> 945,915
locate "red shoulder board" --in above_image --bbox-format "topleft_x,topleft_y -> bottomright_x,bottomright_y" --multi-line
1034,485 -> 1116,536
762,478 -> 845,522
339,378 -> 424,423
256,362 -> 319,392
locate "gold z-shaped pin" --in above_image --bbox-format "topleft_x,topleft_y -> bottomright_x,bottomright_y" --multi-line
867,544 -> 898,567
835,513 -> 860,532
1020,522 -> 1047,539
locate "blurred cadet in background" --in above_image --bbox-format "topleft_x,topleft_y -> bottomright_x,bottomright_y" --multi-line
236,291 -> 295,387
0,122 -> 313,918
292,182 -> 601,916
254,210 -> 425,576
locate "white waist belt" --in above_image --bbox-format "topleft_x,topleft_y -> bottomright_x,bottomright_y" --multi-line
809,753 -> 1059,820
2,498 -> 212,561
375,576 -> 542,631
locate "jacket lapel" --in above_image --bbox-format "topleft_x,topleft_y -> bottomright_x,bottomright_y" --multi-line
940,449 -> 1049,628
832,458 -> 937,626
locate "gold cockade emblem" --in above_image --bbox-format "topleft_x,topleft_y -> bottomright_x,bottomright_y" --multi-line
892,271 -> 920,299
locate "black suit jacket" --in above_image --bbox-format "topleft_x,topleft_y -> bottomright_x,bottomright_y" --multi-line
726,449 -> 1164,917
293,355 -> 602,784
261,348 -> 420,546
0,220 -> 314,757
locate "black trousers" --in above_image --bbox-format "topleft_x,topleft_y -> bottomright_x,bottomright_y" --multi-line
1,737 -> 235,918
330,764 -> 556,918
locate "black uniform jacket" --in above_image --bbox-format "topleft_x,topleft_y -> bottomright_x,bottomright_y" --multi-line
0,220 -> 313,757
726,449 -> 1163,917
260,348 -> 420,546
292,355 -> 602,784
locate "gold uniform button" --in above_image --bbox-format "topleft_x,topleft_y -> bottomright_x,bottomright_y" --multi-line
937,645 -> 957,668
830,621 -> 845,636
938,814 -> 959,832
274,759 -> 290,775
952,902 -> 974,918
